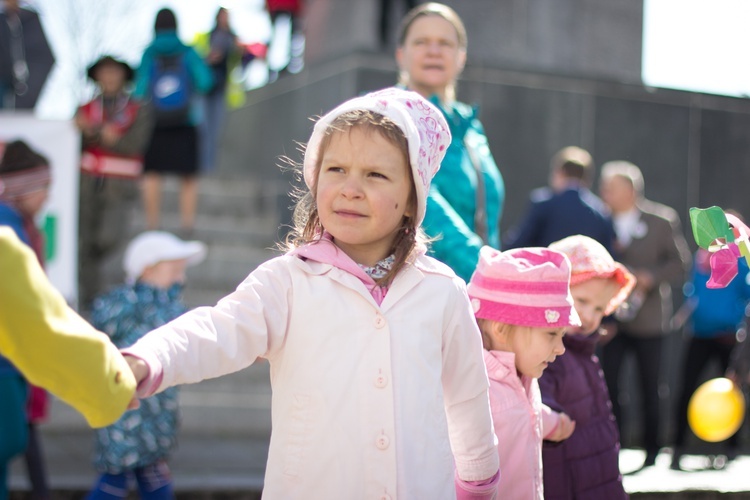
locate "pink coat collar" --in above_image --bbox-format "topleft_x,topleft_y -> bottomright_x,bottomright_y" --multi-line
290,234 -> 387,305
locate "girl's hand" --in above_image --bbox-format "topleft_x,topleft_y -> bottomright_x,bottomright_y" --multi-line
123,355 -> 148,409
548,412 -> 576,441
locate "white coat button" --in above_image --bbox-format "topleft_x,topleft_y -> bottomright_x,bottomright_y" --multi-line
375,434 -> 390,450
374,315 -> 386,329
374,374 -> 388,388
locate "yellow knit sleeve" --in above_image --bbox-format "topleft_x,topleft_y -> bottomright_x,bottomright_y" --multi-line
0,227 -> 136,428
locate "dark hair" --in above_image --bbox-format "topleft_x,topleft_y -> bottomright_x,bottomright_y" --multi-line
551,146 -> 593,181
154,8 -> 177,33
86,55 -> 134,82
215,7 -> 228,24
0,140 -> 49,173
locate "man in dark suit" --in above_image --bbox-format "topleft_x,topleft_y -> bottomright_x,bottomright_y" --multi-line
504,146 -> 616,252
0,0 -> 55,109
598,160 -> 691,468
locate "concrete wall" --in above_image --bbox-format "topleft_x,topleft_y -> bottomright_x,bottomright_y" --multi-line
304,0 -> 643,83
219,52 -> 750,241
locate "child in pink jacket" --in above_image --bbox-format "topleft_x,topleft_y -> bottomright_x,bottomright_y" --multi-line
467,246 -> 580,499
120,88 -> 499,499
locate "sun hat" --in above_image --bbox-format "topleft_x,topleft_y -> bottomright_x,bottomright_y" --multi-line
303,87 -> 451,225
86,55 -> 135,83
123,231 -> 207,283
549,235 -> 636,315
467,246 -> 581,328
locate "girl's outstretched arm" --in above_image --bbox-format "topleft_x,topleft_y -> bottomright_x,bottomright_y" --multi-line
123,256 -> 293,393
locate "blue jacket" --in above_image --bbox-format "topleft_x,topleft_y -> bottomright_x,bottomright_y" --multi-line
504,185 -> 616,253
91,281 -> 187,472
688,250 -> 750,338
133,31 -> 214,127
0,202 -> 28,376
0,202 -> 27,244
422,98 -> 504,282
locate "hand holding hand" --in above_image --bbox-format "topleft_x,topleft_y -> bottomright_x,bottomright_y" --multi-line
548,412 -> 576,442
123,355 -> 148,409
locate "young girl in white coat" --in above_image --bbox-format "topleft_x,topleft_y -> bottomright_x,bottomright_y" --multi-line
122,88 -> 500,500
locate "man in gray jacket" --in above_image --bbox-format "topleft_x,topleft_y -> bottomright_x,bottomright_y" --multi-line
598,160 -> 691,468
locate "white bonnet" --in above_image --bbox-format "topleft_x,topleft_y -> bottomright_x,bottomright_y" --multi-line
302,87 -> 451,225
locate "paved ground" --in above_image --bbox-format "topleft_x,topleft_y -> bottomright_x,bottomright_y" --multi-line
8,360 -> 750,498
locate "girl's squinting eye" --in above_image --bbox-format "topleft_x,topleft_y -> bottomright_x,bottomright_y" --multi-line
369,171 -> 388,179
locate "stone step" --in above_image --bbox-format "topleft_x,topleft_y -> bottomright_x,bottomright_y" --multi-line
97,234 -> 280,299
128,212 -> 284,247
139,175 -> 293,220
95,173 -> 289,300
40,362 -> 273,436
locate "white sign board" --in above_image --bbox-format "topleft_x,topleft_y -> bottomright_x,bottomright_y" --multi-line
0,111 -> 80,304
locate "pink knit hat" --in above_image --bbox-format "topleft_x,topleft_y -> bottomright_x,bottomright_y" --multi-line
303,87 -> 451,225
467,246 -> 581,328
549,235 -> 636,315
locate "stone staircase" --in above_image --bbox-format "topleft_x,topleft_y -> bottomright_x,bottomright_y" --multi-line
99,174 -> 291,309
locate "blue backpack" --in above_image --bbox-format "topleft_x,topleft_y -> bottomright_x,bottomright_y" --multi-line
149,53 -> 191,127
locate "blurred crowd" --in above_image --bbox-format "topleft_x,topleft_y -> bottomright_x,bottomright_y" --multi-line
1,1 -> 749,499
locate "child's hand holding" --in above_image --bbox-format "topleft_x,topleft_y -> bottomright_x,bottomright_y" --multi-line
547,412 -> 576,442
123,355 -> 148,409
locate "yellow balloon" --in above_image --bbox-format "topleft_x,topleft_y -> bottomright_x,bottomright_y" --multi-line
688,377 -> 745,442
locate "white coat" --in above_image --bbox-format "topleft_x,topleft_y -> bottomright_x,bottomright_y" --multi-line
128,252 -> 498,499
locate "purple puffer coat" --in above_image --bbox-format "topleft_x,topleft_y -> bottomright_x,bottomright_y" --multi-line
538,331 -> 628,500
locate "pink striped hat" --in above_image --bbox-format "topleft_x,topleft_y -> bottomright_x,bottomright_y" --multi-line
467,246 -> 581,328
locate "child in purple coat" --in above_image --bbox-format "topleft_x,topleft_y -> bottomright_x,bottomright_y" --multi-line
539,235 -> 636,499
